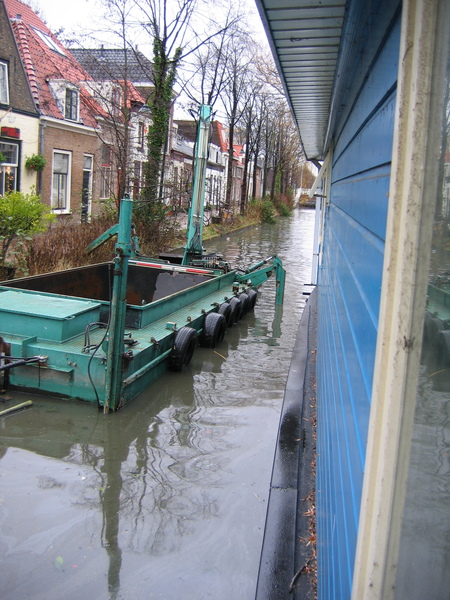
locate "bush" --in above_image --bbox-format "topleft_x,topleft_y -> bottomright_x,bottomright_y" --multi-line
25,215 -> 117,275
274,190 -> 294,216
261,200 -> 277,224
276,203 -> 291,217
0,189 -> 54,273
24,202 -> 184,276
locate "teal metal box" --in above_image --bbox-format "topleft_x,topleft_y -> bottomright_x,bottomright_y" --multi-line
0,290 -> 101,342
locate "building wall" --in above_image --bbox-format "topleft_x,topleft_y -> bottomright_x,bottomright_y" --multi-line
316,9 -> 401,600
0,0 -> 37,116
0,115 -> 39,194
41,121 -> 102,218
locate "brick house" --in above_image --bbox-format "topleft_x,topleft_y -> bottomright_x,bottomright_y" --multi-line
71,48 -> 153,202
4,0 -> 119,220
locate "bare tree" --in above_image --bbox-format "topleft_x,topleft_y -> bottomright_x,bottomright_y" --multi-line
135,0 -> 237,209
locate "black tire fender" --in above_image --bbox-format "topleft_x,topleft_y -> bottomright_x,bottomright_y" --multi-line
239,292 -> 250,317
424,311 -> 444,345
169,327 -> 197,371
247,288 -> 257,310
200,312 -> 227,348
218,302 -> 232,327
228,296 -> 241,325
437,329 -> 450,368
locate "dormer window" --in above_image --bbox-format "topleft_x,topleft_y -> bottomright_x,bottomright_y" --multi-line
0,61 -> 9,105
111,87 -> 122,118
65,88 -> 79,121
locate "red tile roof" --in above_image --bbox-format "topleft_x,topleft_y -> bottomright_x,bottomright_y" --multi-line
5,0 -> 106,126
117,81 -> 146,107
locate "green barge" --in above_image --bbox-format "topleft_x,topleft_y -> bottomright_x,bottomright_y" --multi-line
0,105 -> 285,412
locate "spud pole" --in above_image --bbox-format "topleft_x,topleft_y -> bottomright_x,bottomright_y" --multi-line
104,195 -> 133,413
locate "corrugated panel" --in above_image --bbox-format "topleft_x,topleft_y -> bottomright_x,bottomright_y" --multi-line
255,1 -> 402,598
255,0 -> 345,159
315,15 -> 401,600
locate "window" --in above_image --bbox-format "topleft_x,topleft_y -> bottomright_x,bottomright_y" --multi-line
100,166 -> 112,199
81,154 -> 93,222
101,144 -> 111,166
111,87 -> 122,118
100,144 -> 112,199
0,61 -> 9,105
52,151 -> 71,211
31,27 -> 65,55
137,122 -> 146,151
65,88 -> 78,121
0,141 -> 18,195
133,161 -> 141,199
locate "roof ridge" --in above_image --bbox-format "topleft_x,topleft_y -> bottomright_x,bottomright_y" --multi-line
11,20 -> 39,107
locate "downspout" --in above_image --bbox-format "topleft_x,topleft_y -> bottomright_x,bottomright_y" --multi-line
38,119 -> 46,195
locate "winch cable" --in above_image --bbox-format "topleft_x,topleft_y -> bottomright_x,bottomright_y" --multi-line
86,264 -> 113,410
0,356 -> 46,371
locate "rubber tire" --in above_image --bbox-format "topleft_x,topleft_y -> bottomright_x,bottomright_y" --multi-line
437,329 -> 450,368
228,296 -> 242,325
247,288 -> 258,310
239,293 -> 250,317
218,302 -> 233,327
169,327 -> 197,371
200,312 -> 226,348
424,311 -> 444,345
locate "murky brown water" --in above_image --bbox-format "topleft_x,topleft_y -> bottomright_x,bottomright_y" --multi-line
0,208 -> 315,600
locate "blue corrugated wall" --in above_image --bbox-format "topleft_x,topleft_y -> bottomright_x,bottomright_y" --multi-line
316,11 -> 401,600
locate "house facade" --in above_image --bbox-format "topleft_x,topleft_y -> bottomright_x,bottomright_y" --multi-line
172,119 -> 229,211
256,0 -> 450,599
4,0 -> 119,220
0,0 -> 39,196
72,48 -> 153,202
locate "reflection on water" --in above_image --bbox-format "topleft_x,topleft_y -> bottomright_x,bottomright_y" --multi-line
395,367 -> 450,599
0,209 -> 315,600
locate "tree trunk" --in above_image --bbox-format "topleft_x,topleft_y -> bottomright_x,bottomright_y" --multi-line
240,123 -> 250,214
225,118 -> 235,208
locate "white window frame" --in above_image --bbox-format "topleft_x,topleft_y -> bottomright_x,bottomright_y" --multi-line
0,61 -> 9,105
0,140 -> 19,195
352,1 -> 450,598
100,144 -> 112,200
64,87 -> 79,121
137,121 -> 145,151
82,154 -> 93,221
51,150 -> 71,213
31,27 -> 65,55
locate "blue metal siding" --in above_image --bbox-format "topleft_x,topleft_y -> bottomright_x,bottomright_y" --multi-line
316,13 -> 401,600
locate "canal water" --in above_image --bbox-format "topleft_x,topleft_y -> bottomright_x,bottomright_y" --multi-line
0,208 -> 315,600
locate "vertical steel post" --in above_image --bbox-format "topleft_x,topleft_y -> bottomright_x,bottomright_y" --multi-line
274,256 -> 286,305
104,195 -> 133,413
182,104 -> 211,265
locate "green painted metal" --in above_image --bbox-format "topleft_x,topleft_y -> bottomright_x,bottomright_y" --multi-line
0,290 -> 100,341
236,255 -> 286,305
104,195 -> 133,413
0,254 -> 284,408
0,100 -> 286,410
85,223 -> 119,254
182,104 -> 211,265
427,283 -> 450,322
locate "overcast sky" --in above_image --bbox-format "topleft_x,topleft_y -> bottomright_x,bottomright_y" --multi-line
35,0 -> 268,54
33,0 -> 269,120
35,0 -> 104,32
